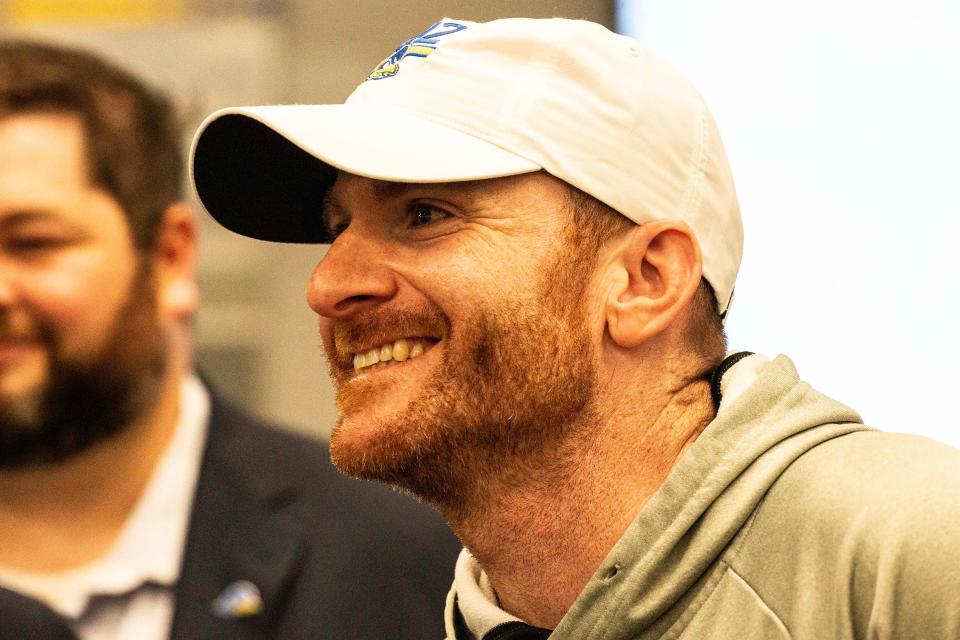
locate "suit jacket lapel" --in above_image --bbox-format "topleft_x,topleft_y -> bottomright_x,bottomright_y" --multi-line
169,399 -> 307,640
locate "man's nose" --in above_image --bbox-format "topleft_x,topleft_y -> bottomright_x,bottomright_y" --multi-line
306,230 -> 397,319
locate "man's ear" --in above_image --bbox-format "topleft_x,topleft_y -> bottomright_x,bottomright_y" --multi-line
604,221 -> 702,348
152,201 -> 199,320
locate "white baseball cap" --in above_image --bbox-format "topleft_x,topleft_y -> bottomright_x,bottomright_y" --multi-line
191,17 -> 743,315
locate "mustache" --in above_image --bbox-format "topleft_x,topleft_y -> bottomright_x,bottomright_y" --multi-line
330,305 -> 449,363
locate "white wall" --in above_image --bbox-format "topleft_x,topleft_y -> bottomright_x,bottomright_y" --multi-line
618,1 -> 960,446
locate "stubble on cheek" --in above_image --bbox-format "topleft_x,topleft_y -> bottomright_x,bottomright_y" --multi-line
327,300 -> 597,510
324,238 -> 601,508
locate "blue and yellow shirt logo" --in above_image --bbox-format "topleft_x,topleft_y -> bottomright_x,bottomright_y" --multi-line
368,21 -> 468,81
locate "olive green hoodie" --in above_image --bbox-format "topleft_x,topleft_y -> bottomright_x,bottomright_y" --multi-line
448,355 -> 960,639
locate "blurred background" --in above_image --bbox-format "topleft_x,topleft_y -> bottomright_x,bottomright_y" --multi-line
1,0 -> 956,447
618,0 -> 960,447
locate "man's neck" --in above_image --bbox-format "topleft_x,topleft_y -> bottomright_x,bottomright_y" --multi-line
0,372 -> 182,573
444,376 -> 715,630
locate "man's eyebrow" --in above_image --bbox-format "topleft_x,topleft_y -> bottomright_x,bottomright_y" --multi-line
322,182 -> 434,227
372,181 -> 417,200
375,180 -> 489,205
322,179 -> 487,231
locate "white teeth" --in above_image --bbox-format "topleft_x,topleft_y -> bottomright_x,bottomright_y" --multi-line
353,339 -> 431,372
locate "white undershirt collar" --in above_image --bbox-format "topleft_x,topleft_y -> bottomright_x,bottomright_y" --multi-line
0,375 -> 210,619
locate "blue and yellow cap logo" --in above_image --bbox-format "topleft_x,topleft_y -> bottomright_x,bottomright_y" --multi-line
368,21 -> 468,81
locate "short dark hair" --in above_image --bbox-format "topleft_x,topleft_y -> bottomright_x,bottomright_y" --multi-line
0,40 -> 182,250
565,185 -> 727,365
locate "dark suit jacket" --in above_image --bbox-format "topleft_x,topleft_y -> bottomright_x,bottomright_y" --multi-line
0,586 -> 77,640
169,397 -> 461,639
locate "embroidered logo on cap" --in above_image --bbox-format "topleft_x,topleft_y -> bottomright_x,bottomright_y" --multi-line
367,21 -> 468,81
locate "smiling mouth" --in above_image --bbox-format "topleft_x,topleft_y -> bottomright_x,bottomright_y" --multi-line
351,338 -> 438,373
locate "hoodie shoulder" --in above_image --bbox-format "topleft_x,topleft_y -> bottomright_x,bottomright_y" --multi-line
731,430 -> 960,639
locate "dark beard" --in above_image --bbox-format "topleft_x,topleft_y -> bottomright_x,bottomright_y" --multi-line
0,267 -> 167,468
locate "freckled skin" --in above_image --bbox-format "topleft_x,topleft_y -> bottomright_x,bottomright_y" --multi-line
308,172 -> 603,508
308,169 -> 716,629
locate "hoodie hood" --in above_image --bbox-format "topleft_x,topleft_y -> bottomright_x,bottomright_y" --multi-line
552,354 -> 867,639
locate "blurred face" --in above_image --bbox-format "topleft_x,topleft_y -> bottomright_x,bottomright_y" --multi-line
307,172 -> 602,506
0,112 -> 166,467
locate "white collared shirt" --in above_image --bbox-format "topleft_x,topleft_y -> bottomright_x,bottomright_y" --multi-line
0,375 -> 211,640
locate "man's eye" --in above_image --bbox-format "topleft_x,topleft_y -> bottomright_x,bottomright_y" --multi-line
409,204 -> 450,228
5,237 -> 66,253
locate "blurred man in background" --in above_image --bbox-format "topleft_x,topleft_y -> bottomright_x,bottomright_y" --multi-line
0,40 -> 460,640
0,585 -> 77,640
192,17 -> 960,640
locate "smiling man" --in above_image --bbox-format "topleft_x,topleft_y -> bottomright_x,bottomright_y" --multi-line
0,40 -> 459,640
191,17 -> 960,640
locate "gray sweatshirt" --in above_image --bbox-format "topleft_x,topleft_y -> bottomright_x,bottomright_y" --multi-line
446,355 -> 960,639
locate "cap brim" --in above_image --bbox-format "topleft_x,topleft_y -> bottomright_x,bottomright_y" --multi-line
190,104 -> 541,243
